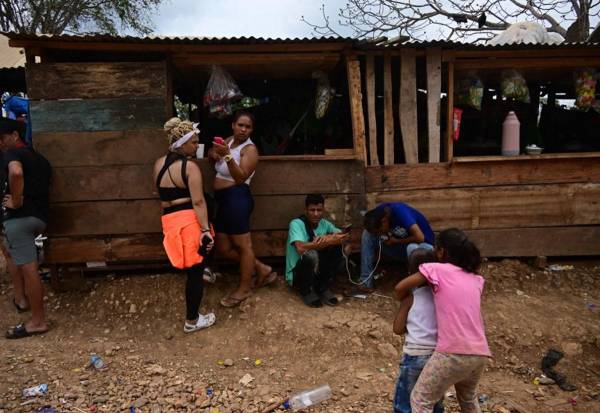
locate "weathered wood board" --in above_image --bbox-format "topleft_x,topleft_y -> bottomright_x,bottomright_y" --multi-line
346,58 -> 367,162
365,55 -> 379,166
26,62 -> 167,100
371,183 -> 600,230
43,224 -> 600,264
426,48 -> 442,163
399,49 -> 418,164
49,159 -> 364,202
34,130 -> 165,167
48,193 -> 365,236
383,55 -> 394,165
31,98 -> 165,133
365,158 -> 600,192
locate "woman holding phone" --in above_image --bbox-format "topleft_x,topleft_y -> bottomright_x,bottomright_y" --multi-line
209,110 -> 277,307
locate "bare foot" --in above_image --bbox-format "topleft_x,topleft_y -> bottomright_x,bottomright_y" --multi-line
25,320 -> 49,334
256,264 -> 277,287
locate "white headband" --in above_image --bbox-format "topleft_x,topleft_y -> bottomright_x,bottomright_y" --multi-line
169,123 -> 200,151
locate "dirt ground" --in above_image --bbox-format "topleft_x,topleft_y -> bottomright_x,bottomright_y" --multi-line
1,257 -> 599,413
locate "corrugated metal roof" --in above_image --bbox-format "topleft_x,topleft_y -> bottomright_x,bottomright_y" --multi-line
4,32 -> 599,51
371,39 -> 600,50
0,34 -> 25,68
3,32 -> 365,45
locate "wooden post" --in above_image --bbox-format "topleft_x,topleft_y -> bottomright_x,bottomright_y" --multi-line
365,55 -> 379,166
446,61 -> 455,162
399,49 -> 418,164
346,56 -> 367,164
165,58 -> 174,118
426,48 -> 442,163
383,54 -> 394,165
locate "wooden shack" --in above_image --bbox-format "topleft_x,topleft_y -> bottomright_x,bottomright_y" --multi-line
6,34 -> 367,272
354,41 -> 600,257
5,33 -> 600,273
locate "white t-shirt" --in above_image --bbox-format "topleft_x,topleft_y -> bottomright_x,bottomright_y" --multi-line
402,286 -> 438,356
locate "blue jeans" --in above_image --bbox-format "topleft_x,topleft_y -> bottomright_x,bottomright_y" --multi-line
394,354 -> 444,413
360,230 -> 433,287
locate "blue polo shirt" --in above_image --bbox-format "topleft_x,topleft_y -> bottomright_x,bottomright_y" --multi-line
376,203 -> 434,245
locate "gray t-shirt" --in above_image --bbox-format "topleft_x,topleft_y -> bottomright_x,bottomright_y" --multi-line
403,286 -> 438,355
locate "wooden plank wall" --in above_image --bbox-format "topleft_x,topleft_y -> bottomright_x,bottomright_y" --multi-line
44,160 -> 365,263
365,157 -> 600,257
362,48 -> 443,166
29,61 -> 168,264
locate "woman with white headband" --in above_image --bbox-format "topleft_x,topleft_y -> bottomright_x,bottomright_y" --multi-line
153,117 -> 216,333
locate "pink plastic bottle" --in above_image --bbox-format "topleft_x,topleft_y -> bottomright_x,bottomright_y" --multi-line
501,111 -> 520,156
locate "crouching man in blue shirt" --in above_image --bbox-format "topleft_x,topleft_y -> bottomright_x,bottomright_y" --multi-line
360,203 -> 435,289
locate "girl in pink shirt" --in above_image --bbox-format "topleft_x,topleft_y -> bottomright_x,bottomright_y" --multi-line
394,228 -> 491,413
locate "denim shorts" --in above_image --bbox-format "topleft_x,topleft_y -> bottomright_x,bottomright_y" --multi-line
394,353 -> 444,413
214,184 -> 254,235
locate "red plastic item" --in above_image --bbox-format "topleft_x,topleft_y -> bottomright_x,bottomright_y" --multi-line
452,108 -> 463,141
213,136 -> 225,145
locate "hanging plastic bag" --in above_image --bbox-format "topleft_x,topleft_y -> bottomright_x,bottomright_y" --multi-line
574,68 -> 597,110
203,65 -> 242,118
312,70 -> 334,119
455,72 -> 484,110
500,69 -> 530,103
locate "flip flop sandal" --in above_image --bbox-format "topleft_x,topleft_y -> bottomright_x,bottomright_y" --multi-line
220,294 -> 250,308
13,298 -> 29,313
255,272 -> 278,288
301,291 -> 323,308
184,313 -> 216,333
5,323 -> 48,339
318,289 -> 339,306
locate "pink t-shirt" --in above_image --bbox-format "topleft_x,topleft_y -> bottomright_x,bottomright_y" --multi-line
419,262 -> 491,357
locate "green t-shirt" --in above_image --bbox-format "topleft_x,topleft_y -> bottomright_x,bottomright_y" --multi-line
285,217 -> 340,284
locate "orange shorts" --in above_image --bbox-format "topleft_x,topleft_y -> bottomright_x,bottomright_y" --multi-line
161,209 -> 211,269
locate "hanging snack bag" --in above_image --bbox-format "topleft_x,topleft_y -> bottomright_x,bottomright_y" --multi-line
203,65 -> 243,118
574,68 -> 597,110
312,70 -> 334,119
455,72 -> 484,110
501,69 -> 530,103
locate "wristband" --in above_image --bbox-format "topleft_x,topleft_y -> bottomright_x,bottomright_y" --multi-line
201,229 -> 211,233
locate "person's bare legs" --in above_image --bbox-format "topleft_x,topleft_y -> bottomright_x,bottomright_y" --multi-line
9,259 -> 29,309
21,261 -> 47,332
2,245 -> 28,309
225,233 -> 257,301
215,232 -> 273,281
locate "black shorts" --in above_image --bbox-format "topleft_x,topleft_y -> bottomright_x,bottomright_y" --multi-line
214,184 -> 254,235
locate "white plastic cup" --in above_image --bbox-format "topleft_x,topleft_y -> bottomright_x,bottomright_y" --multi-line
196,144 -> 205,159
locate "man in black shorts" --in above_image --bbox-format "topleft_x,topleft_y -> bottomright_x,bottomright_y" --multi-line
0,118 -> 51,339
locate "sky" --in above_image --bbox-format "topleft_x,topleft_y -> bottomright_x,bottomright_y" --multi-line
153,0 -> 350,38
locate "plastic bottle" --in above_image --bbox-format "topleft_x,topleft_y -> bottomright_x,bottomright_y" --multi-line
283,385 -> 331,411
22,383 -> 48,397
501,111 -> 520,156
90,354 -> 108,371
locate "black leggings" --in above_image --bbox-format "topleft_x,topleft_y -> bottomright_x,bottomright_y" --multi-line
185,263 -> 205,320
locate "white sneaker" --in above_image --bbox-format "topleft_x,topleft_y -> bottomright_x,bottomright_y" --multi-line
183,312 -> 216,333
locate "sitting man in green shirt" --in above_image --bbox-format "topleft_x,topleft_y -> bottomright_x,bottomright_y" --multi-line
285,194 -> 349,307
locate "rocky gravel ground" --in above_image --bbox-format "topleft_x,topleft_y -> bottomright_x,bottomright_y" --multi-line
1,258 -> 599,412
